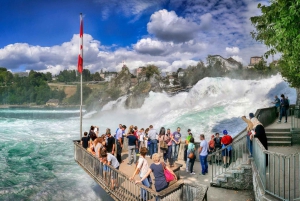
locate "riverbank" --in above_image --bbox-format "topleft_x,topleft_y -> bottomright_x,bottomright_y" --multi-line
0,104 -> 85,109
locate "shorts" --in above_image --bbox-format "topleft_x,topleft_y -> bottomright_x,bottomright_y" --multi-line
111,166 -> 119,179
103,164 -> 109,172
222,149 -> 231,157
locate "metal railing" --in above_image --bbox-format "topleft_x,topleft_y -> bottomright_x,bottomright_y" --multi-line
210,135 -> 248,182
74,141 -> 208,201
252,138 -> 300,201
290,107 -> 300,130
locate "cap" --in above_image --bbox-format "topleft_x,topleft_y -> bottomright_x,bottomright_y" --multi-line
223,130 -> 228,135
249,113 -> 255,119
187,129 -> 191,132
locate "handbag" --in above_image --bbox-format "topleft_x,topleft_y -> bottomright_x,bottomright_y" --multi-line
161,162 -> 175,182
188,151 -> 195,159
159,136 -> 168,149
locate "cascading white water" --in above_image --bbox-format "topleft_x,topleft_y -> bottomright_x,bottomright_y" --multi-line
95,75 -> 296,139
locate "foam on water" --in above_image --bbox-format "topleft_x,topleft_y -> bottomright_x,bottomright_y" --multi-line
94,75 -> 296,138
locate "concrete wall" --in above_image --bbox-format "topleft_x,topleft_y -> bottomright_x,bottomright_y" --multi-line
255,106 -> 277,128
291,131 -> 300,145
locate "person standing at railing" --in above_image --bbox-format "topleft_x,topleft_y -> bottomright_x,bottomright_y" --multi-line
81,132 -> 89,149
130,147 -> 151,201
272,95 -> 280,117
127,129 -> 138,165
221,130 -> 233,168
172,127 -> 182,163
187,137 -> 196,174
185,129 -> 193,172
148,125 -> 158,159
101,150 -> 120,190
116,125 -> 126,163
250,118 -> 268,165
207,135 -> 215,165
278,94 -> 289,123
214,133 -> 222,165
198,134 -> 208,175
166,129 -> 174,167
242,114 -> 254,158
106,131 -> 115,155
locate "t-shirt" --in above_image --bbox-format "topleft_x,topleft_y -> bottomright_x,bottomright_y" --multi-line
137,157 -> 149,177
187,143 -> 195,151
148,129 -> 157,140
214,137 -> 222,148
172,131 -> 181,143
138,131 -> 144,141
106,136 -> 115,153
81,136 -> 89,149
107,153 -> 119,168
150,163 -> 168,191
127,135 -> 137,146
200,140 -> 208,156
94,143 -> 103,157
186,134 -> 192,142
88,131 -> 96,141
221,135 -> 233,145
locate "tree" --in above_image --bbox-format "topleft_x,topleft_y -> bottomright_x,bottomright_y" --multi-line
250,1 -> 300,87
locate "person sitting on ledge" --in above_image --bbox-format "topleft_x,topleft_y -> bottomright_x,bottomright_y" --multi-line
135,153 -> 177,199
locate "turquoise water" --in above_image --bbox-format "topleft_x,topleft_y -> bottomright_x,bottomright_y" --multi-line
0,109 -> 112,201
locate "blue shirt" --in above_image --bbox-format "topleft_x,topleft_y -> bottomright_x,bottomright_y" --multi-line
274,97 -> 280,107
127,135 -> 137,146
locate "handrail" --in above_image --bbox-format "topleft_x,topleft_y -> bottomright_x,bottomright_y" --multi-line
252,138 -> 300,200
210,135 -> 248,182
73,141 -> 208,201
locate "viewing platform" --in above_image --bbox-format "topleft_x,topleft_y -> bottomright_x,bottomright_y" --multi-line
73,106 -> 300,201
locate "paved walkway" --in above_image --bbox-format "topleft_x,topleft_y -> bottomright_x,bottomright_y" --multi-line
120,154 -> 254,201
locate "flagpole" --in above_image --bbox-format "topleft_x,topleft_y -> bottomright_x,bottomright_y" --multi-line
78,13 -> 83,140
80,72 -> 83,139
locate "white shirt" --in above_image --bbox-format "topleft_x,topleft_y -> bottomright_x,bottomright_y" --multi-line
116,128 -> 123,140
137,157 -> 149,177
138,131 -> 144,141
107,153 -> 119,168
200,140 -> 208,156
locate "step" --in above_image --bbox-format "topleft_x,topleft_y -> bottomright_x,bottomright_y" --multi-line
267,136 -> 292,141
268,141 -> 291,146
265,131 -> 291,136
265,128 -> 290,132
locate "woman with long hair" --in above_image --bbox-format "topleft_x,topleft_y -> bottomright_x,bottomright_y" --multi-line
158,127 -> 169,163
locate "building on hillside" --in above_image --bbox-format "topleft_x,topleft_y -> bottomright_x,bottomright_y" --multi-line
248,56 -> 264,68
166,72 -> 173,76
168,76 -> 175,86
178,70 -> 185,77
208,55 -> 241,70
100,73 -> 105,79
46,99 -> 59,106
14,72 -> 29,77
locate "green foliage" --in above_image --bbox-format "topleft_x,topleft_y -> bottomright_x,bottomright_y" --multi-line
106,88 -> 121,100
0,69 -> 65,105
67,85 -> 92,104
141,65 -> 160,79
250,1 -> 300,87
254,60 -> 267,71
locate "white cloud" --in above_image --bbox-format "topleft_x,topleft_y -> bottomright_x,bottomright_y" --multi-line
231,55 -> 243,63
226,47 -> 240,54
147,9 -> 200,43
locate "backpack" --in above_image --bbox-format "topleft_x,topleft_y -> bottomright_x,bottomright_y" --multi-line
284,99 -> 289,109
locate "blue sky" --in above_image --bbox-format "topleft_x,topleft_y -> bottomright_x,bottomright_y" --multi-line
0,0 -> 271,74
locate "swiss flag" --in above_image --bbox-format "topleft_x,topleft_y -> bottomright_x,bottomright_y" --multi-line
77,14 -> 83,74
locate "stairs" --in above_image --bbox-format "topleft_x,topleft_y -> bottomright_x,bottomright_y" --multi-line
265,128 -> 291,146
210,163 -> 253,190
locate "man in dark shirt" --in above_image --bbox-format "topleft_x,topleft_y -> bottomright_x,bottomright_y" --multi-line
81,132 -> 89,149
127,130 -> 138,165
106,132 -> 115,155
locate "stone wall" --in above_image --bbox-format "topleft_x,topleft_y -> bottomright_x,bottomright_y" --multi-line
291,131 -> 300,145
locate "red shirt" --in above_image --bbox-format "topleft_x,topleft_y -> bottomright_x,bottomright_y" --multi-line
221,135 -> 233,145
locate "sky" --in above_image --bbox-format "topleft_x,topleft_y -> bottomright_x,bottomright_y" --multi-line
0,0 -> 272,75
